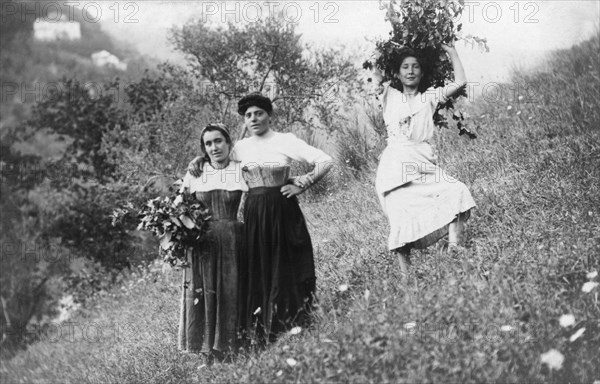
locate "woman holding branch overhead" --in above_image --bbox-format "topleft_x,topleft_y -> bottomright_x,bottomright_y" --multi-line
371,43 -> 476,273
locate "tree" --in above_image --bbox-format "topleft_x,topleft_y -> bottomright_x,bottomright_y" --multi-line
26,78 -> 127,183
169,17 -> 358,134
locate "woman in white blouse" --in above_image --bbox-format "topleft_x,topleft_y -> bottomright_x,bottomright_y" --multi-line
373,45 -> 476,273
189,93 -> 332,343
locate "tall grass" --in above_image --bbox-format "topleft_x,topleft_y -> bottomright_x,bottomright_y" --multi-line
2,36 -> 599,383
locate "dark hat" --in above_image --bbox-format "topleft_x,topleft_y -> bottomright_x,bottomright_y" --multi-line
237,93 -> 273,116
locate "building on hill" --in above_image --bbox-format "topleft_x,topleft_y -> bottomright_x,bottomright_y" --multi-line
33,13 -> 81,41
91,50 -> 127,71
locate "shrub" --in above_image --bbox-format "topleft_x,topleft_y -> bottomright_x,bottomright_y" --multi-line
335,108 -> 386,180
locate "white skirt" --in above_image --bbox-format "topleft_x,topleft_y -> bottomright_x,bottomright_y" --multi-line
376,141 -> 476,250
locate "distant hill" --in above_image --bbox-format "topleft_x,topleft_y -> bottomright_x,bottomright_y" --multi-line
0,0 -> 155,131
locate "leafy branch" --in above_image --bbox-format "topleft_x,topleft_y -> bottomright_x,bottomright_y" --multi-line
364,0 -> 488,138
112,190 -> 211,267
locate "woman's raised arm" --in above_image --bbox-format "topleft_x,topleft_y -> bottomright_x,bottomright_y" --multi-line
441,44 -> 467,100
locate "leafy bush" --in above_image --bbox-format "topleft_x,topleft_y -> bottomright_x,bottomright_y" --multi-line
33,180 -> 147,268
334,106 -> 387,180
25,78 -> 127,183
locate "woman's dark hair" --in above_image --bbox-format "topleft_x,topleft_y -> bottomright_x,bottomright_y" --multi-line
200,123 -> 232,161
389,47 -> 432,93
237,93 -> 273,116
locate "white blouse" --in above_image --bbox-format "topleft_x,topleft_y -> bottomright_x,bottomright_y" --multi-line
382,85 -> 447,144
180,161 -> 248,193
231,130 -> 331,168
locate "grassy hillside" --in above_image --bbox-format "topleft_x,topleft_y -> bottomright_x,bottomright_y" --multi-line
1,34 -> 599,383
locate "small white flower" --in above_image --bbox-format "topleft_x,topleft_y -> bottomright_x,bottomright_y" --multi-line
403,321 -> 417,330
173,195 -> 183,206
253,307 -> 262,315
338,284 -> 348,292
518,95 -> 524,101
586,270 -> 597,279
516,111 -> 521,116
540,349 -> 564,370
59,295 -> 74,307
507,105 -> 513,111
276,370 -> 283,377
289,327 -> 302,335
286,358 -> 298,367
500,325 -> 513,332
194,298 -> 199,305
559,314 -> 575,328
582,281 -> 599,293
569,328 -> 585,342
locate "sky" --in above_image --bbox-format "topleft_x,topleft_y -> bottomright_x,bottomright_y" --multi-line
94,0 -> 599,83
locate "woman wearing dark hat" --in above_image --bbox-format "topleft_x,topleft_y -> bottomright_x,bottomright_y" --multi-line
179,123 -> 247,360
189,93 -> 333,342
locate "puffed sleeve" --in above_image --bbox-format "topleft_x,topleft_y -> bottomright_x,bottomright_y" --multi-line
281,133 -> 332,164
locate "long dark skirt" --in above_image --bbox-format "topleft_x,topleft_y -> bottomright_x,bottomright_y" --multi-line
178,219 -> 242,354
238,187 -> 316,342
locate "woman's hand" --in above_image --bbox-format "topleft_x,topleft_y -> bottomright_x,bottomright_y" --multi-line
187,156 -> 204,177
441,43 -> 455,52
280,184 -> 304,198
291,174 -> 314,189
